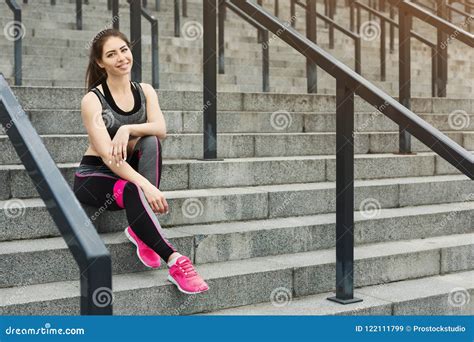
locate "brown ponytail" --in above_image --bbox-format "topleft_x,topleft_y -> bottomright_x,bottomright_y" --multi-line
85,29 -> 131,92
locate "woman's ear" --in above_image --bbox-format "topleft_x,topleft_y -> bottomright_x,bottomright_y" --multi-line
96,59 -> 104,69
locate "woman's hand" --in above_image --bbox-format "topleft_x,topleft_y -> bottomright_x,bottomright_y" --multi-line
142,183 -> 169,214
109,126 -> 130,166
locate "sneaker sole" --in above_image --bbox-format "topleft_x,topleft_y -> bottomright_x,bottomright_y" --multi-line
125,228 -> 161,269
167,275 -> 209,295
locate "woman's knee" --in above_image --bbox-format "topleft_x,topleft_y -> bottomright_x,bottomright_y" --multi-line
137,135 -> 161,154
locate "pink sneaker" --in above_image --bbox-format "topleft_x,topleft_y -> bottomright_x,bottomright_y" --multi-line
125,226 -> 161,268
168,256 -> 209,294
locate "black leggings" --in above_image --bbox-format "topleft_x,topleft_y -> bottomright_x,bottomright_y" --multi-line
73,135 -> 177,262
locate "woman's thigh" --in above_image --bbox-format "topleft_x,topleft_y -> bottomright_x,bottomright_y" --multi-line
73,171 -> 124,211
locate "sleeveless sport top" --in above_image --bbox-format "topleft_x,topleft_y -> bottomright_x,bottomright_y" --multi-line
91,81 -> 147,139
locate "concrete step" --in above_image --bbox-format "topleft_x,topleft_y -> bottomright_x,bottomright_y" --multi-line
202,270 -> 474,315
1,151 -> 468,200
1,131 -> 472,164
1,174 -> 471,241
11,87 -> 472,114
0,232 -> 471,314
3,109 -> 473,136
0,202 -> 472,287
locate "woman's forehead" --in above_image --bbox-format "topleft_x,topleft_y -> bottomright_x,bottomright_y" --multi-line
103,37 -> 127,52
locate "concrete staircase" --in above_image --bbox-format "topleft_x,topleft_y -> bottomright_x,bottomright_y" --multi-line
0,88 -> 472,315
0,0 -> 472,97
0,1 -> 472,315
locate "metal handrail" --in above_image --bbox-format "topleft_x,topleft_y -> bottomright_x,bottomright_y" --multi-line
219,0 -> 474,305
354,1 -> 438,96
394,0 -> 473,152
113,1 -> 160,88
141,7 -> 160,88
295,0 -> 362,74
446,3 -> 473,31
219,0 -> 270,92
397,0 -> 474,46
0,74 -> 113,314
6,0 -> 22,86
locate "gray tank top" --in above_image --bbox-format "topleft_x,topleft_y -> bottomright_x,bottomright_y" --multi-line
91,81 -> 147,139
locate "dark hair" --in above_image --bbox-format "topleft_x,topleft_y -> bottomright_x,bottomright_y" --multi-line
85,29 -> 131,92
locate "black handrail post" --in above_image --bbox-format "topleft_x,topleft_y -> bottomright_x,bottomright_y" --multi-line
275,0 -> 279,17
324,0 -> 329,28
76,0 -> 82,30
262,30 -> 270,92
182,0 -> 188,17
174,0 -> 181,37
350,0 -> 354,31
6,1 -> 22,86
156,0 -> 160,11
436,0 -> 448,97
399,5 -> 412,154
130,0 -> 142,82
51,0 -> 55,5
327,78 -> 362,305
431,47 -> 438,97
143,9 -> 160,89
107,0 -> 111,10
306,0 -> 317,93
218,0 -> 225,74
203,0 -> 218,160
257,0 -> 264,43
389,5 -> 394,53
380,17 -> 386,81
291,0 -> 296,27
329,0 -> 335,48
355,37 -> 361,74
112,0 -> 119,30
356,4 -> 361,33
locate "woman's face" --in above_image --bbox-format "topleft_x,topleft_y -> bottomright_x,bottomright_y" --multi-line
97,36 -> 133,76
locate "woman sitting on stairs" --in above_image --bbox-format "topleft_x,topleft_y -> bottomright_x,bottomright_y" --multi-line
73,28 -> 209,295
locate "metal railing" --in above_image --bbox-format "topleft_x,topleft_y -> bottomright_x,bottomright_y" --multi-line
203,0 -> 474,304
219,0 -> 270,92
354,1 -> 438,96
446,2 -> 473,31
0,74 -> 113,314
6,0 -> 22,86
110,1 -> 160,88
397,0 -> 474,152
141,7 -> 160,88
295,0 -> 362,73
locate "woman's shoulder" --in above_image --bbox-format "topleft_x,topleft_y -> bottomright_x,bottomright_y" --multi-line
81,89 -> 102,109
137,82 -> 155,93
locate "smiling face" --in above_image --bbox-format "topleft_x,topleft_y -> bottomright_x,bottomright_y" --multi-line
96,36 -> 133,77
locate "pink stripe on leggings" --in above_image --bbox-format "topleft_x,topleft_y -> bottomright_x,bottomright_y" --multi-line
113,179 -> 128,209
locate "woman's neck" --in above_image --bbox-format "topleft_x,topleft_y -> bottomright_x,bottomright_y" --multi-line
105,74 -> 131,95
